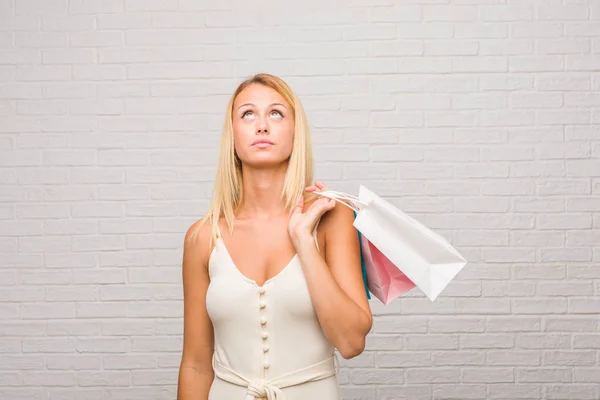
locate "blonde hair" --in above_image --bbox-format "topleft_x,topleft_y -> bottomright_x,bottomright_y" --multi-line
190,73 -> 316,247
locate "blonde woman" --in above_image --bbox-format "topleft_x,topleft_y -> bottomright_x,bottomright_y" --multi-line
177,73 -> 372,400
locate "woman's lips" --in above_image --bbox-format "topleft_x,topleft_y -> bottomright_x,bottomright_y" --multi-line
252,140 -> 274,148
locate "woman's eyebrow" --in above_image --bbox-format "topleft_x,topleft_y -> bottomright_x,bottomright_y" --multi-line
237,102 -> 287,110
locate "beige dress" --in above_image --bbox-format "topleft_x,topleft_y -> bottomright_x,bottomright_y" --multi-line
205,223 -> 341,400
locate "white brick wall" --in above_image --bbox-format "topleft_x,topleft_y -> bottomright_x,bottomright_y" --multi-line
1,0 -> 599,399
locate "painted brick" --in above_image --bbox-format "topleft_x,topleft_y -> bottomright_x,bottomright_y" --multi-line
1,2 -> 598,397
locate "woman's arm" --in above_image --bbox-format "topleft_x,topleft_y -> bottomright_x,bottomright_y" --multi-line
292,188 -> 373,360
177,220 -> 215,400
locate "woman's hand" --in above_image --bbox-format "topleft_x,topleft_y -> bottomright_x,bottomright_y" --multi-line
288,180 -> 336,248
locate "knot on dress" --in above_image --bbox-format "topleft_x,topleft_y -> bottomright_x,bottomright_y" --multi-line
246,379 -> 283,400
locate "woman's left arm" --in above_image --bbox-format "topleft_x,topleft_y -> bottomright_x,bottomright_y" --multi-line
290,184 -> 373,360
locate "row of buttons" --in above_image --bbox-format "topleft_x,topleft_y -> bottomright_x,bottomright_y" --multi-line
258,287 -> 270,370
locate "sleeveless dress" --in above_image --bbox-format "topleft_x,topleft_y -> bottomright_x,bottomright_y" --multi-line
205,222 -> 341,400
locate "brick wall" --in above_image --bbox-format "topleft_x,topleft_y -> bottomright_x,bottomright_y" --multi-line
1,0 -> 599,399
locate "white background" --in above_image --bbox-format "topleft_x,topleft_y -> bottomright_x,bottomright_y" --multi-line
1,0 -> 599,399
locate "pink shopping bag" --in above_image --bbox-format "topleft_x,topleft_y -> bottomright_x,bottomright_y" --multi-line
359,229 -> 416,305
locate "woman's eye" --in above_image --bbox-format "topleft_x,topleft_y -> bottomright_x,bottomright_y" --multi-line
241,110 -> 283,118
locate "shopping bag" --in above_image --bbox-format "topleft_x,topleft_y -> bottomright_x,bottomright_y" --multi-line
354,213 -> 372,301
355,211 -> 416,303
317,185 -> 467,302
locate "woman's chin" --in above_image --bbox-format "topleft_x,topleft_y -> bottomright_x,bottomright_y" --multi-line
244,156 -> 289,169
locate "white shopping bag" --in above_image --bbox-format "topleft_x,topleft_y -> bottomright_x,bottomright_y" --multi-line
317,185 -> 467,302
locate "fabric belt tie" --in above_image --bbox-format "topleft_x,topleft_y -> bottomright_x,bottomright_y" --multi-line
212,354 -> 339,400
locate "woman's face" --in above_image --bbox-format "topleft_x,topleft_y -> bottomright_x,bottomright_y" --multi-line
232,84 -> 295,168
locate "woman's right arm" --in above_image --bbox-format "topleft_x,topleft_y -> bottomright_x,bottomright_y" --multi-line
177,220 -> 215,400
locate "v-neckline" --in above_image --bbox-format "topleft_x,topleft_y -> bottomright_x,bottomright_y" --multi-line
216,237 -> 298,288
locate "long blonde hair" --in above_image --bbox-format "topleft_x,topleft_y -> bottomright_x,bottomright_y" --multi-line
190,73 -> 316,246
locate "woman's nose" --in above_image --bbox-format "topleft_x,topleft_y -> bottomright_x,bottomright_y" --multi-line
257,117 -> 268,134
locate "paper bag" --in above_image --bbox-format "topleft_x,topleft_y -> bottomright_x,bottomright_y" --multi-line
355,211 -> 415,303
317,185 -> 467,302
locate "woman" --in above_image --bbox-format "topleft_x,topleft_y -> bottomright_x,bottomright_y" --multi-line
177,73 -> 372,400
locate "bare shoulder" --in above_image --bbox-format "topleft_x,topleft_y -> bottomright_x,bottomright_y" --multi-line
183,217 -> 215,273
184,217 -> 212,244
319,197 -> 356,235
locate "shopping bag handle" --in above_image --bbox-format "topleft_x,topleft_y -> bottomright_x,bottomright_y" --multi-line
314,190 -> 365,213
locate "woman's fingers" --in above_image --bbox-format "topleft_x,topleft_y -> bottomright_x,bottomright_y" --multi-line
306,180 -> 328,192
304,181 -> 333,207
316,180 -> 328,188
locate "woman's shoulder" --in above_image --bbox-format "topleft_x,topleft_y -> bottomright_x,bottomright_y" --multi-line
185,216 -> 211,241
183,216 -> 217,263
313,194 -> 356,235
